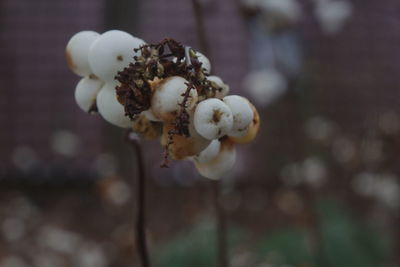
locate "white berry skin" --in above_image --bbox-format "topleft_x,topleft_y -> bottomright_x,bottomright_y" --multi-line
142,109 -> 161,122
96,83 -> 132,128
223,95 -> 254,137
208,76 -> 230,99
194,98 -> 233,140
66,31 -> 100,76
151,76 -> 198,121
194,139 -> 236,180
193,139 -> 221,164
88,30 -> 145,81
229,101 -> 260,144
74,76 -> 104,112
196,52 -> 211,74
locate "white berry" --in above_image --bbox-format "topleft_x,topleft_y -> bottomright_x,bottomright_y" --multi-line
88,30 -> 145,81
194,139 -> 236,180
208,75 -> 230,98
151,76 -> 198,121
96,82 -> 132,128
223,95 -> 254,137
193,98 -> 233,140
193,139 -> 221,164
196,52 -> 211,74
66,31 -> 100,76
74,76 -> 104,112
229,101 -> 260,144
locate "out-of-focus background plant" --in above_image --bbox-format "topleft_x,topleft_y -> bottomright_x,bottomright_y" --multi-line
1,0 -> 399,266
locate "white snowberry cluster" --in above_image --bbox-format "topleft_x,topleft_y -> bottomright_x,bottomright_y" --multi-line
66,30 -> 260,180
66,30 -> 145,128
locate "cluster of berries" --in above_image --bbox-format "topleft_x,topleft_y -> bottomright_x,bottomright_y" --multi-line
66,30 -> 259,180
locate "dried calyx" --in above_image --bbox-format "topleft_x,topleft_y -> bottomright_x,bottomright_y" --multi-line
116,39 -> 213,119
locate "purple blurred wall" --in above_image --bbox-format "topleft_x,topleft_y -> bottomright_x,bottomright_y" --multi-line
0,0 -> 105,168
301,0 -> 400,130
1,0 -> 400,170
138,0 -> 248,94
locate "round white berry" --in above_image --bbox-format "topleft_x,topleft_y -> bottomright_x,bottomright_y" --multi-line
229,101 -> 260,144
194,139 -> 236,180
193,139 -> 221,164
196,52 -> 211,74
223,95 -> 254,137
88,30 -> 145,81
193,98 -> 233,140
66,31 -> 100,76
96,83 -> 132,128
74,75 -> 104,112
207,75 -> 230,98
151,76 -> 198,121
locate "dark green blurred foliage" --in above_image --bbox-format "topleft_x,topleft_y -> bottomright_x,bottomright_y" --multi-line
318,201 -> 391,267
257,229 -> 315,265
257,200 -> 391,267
154,221 -> 242,267
155,201 -> 391,267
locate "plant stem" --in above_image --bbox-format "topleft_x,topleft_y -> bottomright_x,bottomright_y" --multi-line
190,0 -> 230,265
303,186 -> 329,267
191,0 -> 210,57
129,136 -> 150,267
212,180 -> 229,267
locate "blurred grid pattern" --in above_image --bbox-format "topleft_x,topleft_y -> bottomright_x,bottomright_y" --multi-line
301,0 -> 400,130
0,0 -> 106,169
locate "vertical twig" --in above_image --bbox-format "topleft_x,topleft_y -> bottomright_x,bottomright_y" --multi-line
129,135 -> 150,267
191,0 -> 210,57
396,210 -> 400,266
212,180 -> 229,267
303,186 -> 329,267
190,0 -> 230,266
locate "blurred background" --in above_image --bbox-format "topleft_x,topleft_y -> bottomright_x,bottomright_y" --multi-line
1,0 -> 400,266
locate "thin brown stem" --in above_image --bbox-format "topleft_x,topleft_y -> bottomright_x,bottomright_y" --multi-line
191,0 -> 211,57
129,136 -> 150,267
212,180 -> 229,267
190,0 -> 229,265
302,186 -> 329,267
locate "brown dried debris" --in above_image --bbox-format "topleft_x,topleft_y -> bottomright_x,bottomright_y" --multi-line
114,38 -> 221,166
